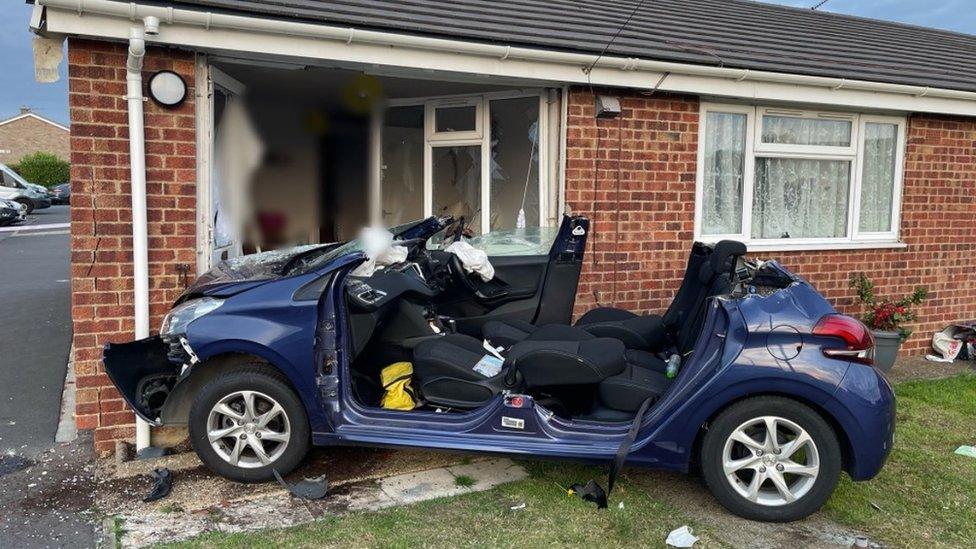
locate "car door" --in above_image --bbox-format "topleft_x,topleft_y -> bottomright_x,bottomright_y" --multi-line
432,215 -> 588,336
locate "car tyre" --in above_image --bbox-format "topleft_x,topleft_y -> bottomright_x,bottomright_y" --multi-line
15,198 -> 33,215
188,366 -> 310,483
700,396 -> 841,522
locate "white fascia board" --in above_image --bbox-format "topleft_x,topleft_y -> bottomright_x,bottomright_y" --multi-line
42,6 -> 976,117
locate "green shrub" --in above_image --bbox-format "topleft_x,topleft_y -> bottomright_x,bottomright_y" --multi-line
16,151 -> 70,187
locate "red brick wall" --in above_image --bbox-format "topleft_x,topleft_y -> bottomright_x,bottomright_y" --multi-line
68,39 -> 197,455
565,87 -> 976,354
566,88 -> 700,318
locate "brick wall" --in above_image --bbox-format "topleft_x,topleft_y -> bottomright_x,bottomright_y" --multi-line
68,39 -> 197,455
565,88 -> 701,318
0,114 -> 70,165
565,87 -> 976,354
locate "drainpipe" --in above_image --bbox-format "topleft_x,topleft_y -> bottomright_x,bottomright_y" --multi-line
126,18 -> 156,453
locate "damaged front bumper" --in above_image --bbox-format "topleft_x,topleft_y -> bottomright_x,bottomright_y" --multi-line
102,335 -> 196,425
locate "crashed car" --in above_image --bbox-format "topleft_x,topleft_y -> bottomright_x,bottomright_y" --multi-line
104,216 -> 894,522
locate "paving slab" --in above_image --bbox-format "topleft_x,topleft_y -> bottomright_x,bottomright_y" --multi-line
105,456 -> 527,547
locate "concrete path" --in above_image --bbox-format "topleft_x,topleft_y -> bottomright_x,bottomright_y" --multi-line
107,456 -> 528,547
0,206 -> 73,459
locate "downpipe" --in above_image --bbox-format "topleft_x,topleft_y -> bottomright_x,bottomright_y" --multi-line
126,19 -> 157,452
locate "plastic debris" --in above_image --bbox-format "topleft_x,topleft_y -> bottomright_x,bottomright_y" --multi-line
955,445 -> 976,459
665,525 -> 699,548
566,480 -> 607,509
509,502 -> 526,511
273,469 -> 329,500
143,468 -> 173,502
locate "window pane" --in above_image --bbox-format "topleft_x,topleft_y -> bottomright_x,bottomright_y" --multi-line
467,226 -> 559,256
858,122 -> 898,233
380,106 -> 424,226
432,145 -> 482,234
752,158 -> 851,239
435,105 -> 477,133
761,115 -> 852,147
701,112 -> 746,235
489,97 -> 540,230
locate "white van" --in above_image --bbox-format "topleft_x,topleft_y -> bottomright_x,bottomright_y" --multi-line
0,163 -> 52,214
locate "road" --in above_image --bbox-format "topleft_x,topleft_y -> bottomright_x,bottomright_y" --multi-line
0,206 -> 72,457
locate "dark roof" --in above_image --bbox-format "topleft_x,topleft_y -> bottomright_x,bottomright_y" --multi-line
147,0 -> 976,92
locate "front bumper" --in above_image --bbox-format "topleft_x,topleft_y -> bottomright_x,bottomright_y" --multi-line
32,197 -> 52,209
103,336 -> 184,425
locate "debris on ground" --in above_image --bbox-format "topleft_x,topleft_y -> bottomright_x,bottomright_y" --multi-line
143,468 -> 173,502
509,502 -> 526,511
273,469 -> 329,500
955,445 -> 976,459
665,525 -> 699,547
566,480 -> 608,509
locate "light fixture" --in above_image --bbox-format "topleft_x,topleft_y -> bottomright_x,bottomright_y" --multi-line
147,70 -> 187,108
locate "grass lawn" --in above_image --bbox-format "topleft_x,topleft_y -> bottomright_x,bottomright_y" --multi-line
824,374 -> 976,548
170,375 -> 976,549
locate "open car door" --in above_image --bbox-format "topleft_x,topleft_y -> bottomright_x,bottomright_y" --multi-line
433,215 -> 588,336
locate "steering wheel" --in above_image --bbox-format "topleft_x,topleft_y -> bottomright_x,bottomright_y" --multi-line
449,253 -> 481,293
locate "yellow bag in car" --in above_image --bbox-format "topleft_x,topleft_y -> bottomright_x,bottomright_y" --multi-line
380,362 -> 417,411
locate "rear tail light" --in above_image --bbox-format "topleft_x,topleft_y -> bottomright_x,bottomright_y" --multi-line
812,314 -> 875,365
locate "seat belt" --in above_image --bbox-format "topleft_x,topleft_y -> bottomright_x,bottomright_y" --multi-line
568,397 -> 654,508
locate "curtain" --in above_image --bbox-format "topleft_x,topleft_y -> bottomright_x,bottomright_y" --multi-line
752,158 -> 850,239
761,115 -> 852,147
858,122 -> 898,232
701,112 -> 746,235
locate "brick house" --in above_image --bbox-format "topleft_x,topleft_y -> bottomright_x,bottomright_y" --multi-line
29,0 -> 976,454
0,107 -> 70,165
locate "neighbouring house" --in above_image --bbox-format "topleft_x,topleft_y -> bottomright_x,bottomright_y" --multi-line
0,107 -> 70,165
29,0 -> 976,454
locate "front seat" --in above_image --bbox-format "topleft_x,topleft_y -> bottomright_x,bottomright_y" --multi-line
413,332 -> 631,410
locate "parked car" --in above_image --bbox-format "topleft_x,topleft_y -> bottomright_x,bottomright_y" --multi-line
0,163 -> 51,214
0,198 -> 27,226
50,183 -> 71,205
103,216 -> 894,522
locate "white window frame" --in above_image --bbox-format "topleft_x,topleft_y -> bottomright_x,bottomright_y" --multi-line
694,102 -> 907,252
381,90 -> 550,235
426,96 -> 484,142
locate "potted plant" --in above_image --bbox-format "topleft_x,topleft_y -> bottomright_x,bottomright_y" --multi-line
849,273 -> 927,372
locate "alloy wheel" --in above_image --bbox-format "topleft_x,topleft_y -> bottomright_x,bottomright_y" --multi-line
206,390 -> 291,469
721,415 -> 820,506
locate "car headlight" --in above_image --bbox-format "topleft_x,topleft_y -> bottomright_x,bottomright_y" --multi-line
160,297 -> 223,336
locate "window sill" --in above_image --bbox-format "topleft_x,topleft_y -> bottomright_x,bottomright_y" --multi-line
742,240 -> 908,253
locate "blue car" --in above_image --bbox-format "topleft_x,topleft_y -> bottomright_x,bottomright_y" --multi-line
104,215 -> 894,522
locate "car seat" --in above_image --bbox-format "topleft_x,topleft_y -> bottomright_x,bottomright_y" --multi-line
482,240 -> 744,355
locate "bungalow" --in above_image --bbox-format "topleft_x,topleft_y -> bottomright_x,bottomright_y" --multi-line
29,0 -> 976,454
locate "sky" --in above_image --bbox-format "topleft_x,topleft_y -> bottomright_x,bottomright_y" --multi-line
1,0 -> 974,127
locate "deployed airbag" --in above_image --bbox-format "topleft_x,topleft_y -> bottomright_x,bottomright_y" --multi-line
445,240 -> 495,282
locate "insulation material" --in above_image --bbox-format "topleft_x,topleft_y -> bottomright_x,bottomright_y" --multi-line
33,35 -> 65,83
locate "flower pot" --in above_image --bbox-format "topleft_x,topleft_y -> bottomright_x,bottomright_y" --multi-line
872,330 -> 902,373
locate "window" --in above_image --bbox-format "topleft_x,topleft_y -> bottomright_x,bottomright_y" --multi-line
695,104 -> 906,250
380,91 -> 550,234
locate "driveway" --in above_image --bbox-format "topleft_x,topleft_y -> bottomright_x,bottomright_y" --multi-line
0,206 -> 73,457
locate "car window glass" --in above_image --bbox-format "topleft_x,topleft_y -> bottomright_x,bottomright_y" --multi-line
428,226 -> 558,256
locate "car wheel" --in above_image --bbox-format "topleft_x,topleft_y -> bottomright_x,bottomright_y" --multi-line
15,198 -> 33,215
188,366 -> 310,482
700,396 -> 841,522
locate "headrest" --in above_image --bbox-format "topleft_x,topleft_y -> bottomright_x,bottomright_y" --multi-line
710,240 -> 747,273
697,240 -> 746,284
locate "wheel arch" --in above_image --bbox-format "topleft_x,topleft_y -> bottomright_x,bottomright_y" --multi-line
159,351 -> 301,424
688,391 -> 854,476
